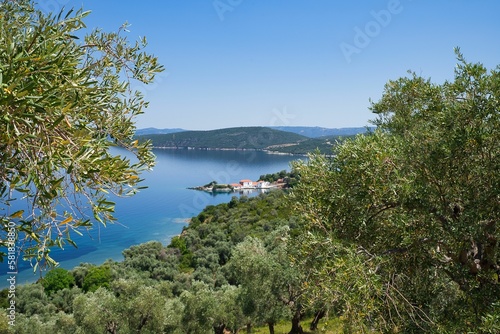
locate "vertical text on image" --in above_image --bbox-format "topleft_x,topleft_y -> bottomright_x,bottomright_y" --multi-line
6,221 -> 17,327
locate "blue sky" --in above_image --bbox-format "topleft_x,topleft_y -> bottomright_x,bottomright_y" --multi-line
41,1 -> 500,130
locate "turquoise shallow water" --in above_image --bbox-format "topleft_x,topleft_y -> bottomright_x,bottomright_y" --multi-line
0,148 -> 300,287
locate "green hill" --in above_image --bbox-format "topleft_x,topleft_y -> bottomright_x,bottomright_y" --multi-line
137,126 -> 334,155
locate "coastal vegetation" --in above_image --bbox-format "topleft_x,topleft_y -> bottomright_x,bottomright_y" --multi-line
2,191 -> 314,333
259,169 -> 298,186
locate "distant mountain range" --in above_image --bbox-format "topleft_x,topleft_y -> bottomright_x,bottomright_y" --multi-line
136,126 -> 373,138
135,126 -> 372,155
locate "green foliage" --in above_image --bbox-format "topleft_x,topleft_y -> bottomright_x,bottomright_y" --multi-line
14,312 -> 78,334
178,282 -> 217,334
0,310 -> 10,334
122,240 -> 180,279
290,51 -> 500,332
10,314 -> 50,334
122,285 -> 170,333
227,226 -> 313,332
480,302 -> 500,334
168,236 -> 194,271
259,169 -> 288,182
0,290 -> 8,310
229,236 -> 292,328
179,191 -> 297,289
70,263 -> 93,288
179,281 -> 245,334
16,283 -> 56,317
41,268 -> 75,295
10,189 -> 317,332
0,0 -> 163,268
82,265 -> 112,292
163,297 -> 184,333
49,286 -> 82,314
259,169 -> 301,188
74,280 -> 174,333
73,288 -> 122,334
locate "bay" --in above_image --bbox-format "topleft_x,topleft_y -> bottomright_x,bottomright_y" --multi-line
1,148 -> 301,287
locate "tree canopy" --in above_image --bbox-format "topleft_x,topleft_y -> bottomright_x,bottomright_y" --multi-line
290,50 -> 500,332
1,191 -> 321,333
0,0 -> 163,268
41,267 -> 75,295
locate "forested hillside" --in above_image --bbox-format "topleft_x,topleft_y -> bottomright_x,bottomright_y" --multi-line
2,191 -> 329,333
136,127 -> 334,155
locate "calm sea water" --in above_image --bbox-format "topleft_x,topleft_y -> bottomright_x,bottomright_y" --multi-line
1,149 -> 300,287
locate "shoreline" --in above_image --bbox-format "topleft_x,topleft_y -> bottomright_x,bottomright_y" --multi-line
151,146 -> 307,156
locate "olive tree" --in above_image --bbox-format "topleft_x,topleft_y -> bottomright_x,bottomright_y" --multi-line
290,51 -> 500,332
230,228 -> 307,334
0,0 -> 163,268
73,287 -> 123,334
230,237 -> 290,333
179,281 -> 245,334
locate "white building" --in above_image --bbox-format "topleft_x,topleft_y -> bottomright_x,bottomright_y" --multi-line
239,179 -> 256,188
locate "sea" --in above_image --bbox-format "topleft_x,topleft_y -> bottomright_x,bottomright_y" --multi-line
1,148 -> 301,287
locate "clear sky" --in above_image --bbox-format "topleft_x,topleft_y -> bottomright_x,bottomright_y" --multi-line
40,1 -> 500,130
